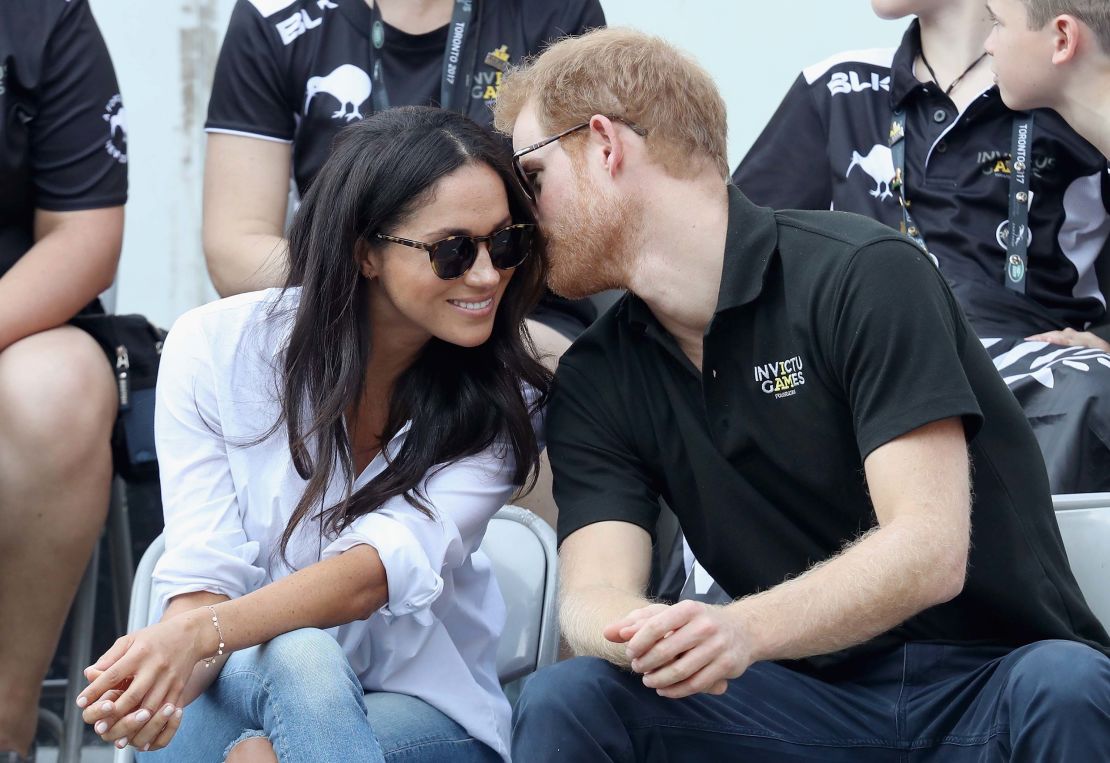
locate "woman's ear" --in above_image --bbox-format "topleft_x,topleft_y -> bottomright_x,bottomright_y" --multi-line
355,237 -> 378,280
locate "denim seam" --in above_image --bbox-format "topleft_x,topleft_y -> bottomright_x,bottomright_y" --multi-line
624,716 -> 898,747
385,737 -> 489,756
624,717 -> 1011,751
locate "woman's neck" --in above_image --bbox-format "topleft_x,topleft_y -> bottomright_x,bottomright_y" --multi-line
916,5 -> 996,108
369,0 -> 454,34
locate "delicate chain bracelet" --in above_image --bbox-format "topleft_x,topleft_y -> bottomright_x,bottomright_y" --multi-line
201,605 -> 226,668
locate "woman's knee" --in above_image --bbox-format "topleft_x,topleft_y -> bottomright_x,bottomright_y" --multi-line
247,629 -> 364,707
0,326 -> 117,460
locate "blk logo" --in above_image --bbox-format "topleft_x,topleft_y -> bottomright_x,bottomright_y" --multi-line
828,70 -> 891,96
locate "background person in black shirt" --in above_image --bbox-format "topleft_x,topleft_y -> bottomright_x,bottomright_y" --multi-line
202,0 -> 603,528
494,27 -> 1110,761
0,1 -> 126,759
733,0 -> 1110,494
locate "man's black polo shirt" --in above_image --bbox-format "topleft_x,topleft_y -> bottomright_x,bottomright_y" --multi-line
548,185 -> 1110,671
732,20 -> 1110,341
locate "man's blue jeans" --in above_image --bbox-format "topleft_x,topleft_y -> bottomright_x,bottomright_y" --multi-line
141,628 -> 500,762
512,640 -> 1110,761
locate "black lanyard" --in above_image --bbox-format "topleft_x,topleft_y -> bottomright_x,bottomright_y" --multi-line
889,109 -> 1035,293
368,0 -> 480,114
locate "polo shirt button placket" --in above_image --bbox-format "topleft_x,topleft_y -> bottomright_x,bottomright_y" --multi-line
932,108 -> 948,124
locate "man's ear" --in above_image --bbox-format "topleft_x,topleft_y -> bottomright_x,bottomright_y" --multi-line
1051,15 -> 1082,65
588,114 -> 626,179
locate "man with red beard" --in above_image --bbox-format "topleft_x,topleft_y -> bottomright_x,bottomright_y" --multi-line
494,27 -> 1110,761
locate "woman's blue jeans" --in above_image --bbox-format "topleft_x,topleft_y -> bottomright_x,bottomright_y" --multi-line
140,628 -> 500,762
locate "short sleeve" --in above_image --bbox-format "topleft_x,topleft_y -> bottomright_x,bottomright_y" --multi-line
732,73 -> 832,212
30,0 -> 127,211
826,238 -> 984,459
547,359 -> 660,546
558,0 -> 605,36
206,0 -> 295,142
321,446 -> 517,625
151,310 -> 266,614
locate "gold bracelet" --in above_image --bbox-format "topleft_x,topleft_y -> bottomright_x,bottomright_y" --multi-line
201,605 -> 226,668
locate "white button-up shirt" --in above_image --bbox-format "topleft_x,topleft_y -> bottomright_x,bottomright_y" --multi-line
152,289 -> 520,761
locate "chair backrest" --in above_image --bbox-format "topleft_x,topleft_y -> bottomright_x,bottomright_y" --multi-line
1053,493 -> 1110,631
483,505 -> 559,684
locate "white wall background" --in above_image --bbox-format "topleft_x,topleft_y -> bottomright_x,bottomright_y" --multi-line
89,0 -> 904,328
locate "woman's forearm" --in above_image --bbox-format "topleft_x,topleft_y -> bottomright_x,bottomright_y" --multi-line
171,544 -> 388,667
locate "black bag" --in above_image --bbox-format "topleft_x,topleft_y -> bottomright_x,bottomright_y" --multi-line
70,313 -> 166,482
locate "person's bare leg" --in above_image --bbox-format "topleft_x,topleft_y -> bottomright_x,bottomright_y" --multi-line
225,737 -> 279,763
515,319 -> 572,530
0,327 -> 116,755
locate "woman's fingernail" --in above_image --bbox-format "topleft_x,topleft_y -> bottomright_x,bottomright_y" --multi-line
162,704 -> 175,717
76,696 -> 88,708
135,709 -> 151,723
174,708 -> 183,719
144,744 -> 151,752
101,701 -> 113,713
116,738 -> 128,749
95,721 -> 108,734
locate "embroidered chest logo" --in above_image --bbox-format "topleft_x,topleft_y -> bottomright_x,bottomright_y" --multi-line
304,64 -> 371,121
102,94 -> 127,164
846,145 -> 895,202
275,0 -> 338,46
827,70 -> 890,96
754,355 -> 806,399
472,44 -> 510,102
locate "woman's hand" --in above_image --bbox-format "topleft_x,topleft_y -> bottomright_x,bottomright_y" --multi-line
77,609 -> 213,745
81,680 -> 183,751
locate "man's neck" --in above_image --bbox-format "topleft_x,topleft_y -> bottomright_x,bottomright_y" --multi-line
624,177 -> 731,371
370,0 -> 454,34
1055,70 -> 1110,157
916,4 -> 996,108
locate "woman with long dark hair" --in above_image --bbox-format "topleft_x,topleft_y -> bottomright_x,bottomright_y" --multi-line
75,106 -> 549,762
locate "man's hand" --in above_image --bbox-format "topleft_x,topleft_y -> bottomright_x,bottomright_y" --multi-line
1025,328 -> 1110,352
605,600 -> 753,699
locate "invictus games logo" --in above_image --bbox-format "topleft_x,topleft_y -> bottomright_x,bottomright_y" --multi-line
472,44 -> 509,101
102,94 -> 127,164
754,355 -> 806,399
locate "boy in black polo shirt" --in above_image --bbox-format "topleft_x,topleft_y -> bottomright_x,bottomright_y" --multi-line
733,0 -> 1110,495
986,1 -> 1110,158
494,27 -> 1110,761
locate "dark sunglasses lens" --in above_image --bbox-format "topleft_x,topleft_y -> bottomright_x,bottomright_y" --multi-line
431,237 -> 477,279
489,226 -> 533,270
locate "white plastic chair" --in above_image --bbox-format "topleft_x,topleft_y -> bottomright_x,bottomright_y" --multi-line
1052,493 -> 1110,629
113,505 -> 557,762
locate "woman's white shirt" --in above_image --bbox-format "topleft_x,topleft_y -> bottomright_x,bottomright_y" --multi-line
151,288 -> 523,761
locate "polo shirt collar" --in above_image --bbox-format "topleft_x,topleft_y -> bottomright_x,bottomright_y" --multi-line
625,184 -> 778,329
889,19 -> 926,109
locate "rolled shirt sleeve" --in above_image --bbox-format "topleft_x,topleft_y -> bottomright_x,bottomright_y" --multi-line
151,310 -> 266,614
322,445 -> 519,626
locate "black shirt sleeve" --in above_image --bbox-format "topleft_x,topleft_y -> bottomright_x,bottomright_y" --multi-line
732,73 -> 832,211
557,0 -> 605,35
547,357 -> 661,546
31,0 -> 127,211
825,238 -> 984,459
206,0 -> 295,142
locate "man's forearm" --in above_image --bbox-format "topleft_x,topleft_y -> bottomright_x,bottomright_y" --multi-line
731,514 -> 966,664
561,584 -> 654,668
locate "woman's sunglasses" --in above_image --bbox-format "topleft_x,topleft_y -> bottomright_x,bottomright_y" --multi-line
375,223 -> 535,280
